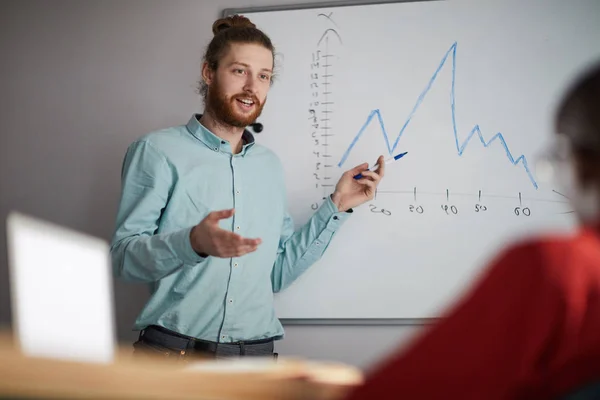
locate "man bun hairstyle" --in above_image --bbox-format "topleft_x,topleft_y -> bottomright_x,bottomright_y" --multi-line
212,14 -> 256,34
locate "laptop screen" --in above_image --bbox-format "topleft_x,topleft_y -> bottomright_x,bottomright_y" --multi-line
6,212 -> 116,364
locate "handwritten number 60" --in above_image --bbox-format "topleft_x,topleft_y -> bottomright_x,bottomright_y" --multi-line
514,207 -> 531,216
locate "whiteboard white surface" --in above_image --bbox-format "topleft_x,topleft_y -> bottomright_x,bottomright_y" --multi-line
230,0 -> 600,319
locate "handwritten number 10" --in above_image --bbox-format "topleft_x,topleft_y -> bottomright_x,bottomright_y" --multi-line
370,205 -> 391,216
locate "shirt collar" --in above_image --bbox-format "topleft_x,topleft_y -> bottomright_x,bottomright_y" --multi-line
185,113 -> 256,155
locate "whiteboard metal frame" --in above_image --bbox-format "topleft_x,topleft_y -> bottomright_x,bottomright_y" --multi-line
222,0 -> 440,17
218,0 -> 442,326
280,318 -> 437,325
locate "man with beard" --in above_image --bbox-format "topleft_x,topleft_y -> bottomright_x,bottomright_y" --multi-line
110,15 -> 385,360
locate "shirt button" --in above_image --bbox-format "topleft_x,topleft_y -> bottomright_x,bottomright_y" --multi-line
236,190 -> 240,195
229,299 -> 233,303
315,241 -> 320,246
234,262 -> 239,267
333,216 -> 339,220
236,226 -> 240,230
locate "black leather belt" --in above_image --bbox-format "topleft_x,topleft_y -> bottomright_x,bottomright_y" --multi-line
139,325 -> 275,357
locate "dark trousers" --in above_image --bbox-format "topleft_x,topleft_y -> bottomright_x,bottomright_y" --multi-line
132,325 -> 278,362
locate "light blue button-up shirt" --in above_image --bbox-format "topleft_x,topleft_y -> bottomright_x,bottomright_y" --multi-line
110,114 -> 351,342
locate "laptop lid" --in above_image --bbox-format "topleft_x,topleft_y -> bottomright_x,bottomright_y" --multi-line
6,211 -> 116,364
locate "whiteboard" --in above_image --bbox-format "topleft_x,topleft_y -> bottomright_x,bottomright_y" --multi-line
224,0 -> 600,320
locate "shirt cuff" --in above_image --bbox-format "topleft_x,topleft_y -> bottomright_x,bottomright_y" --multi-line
173,226 -> 207,265
315,195 -> 353,226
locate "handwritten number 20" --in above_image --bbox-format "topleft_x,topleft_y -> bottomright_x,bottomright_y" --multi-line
409,205 -> 424,214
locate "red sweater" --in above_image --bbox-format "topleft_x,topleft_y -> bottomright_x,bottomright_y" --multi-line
346,225 -> 600,400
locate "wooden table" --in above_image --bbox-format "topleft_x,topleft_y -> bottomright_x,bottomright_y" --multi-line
0,333 -> 363,399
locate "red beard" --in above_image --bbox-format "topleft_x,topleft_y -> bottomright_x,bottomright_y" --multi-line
206,79 -> 266,128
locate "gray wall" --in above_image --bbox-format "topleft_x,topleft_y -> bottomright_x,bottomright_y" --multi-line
0,0 -> 420,370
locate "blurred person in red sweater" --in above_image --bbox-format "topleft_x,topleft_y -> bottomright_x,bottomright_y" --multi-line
345,62 -> 600,400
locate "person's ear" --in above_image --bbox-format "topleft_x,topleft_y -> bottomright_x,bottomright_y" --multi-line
201,62 -> 215,86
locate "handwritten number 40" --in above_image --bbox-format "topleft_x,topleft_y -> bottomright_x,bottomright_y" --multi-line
441,205 -> 458,215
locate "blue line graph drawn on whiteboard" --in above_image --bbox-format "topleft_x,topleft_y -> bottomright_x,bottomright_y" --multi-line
337,42 -> 539,190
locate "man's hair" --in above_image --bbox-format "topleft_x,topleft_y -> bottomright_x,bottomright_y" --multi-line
555,61 -> 600,155
197,15 -> 276,98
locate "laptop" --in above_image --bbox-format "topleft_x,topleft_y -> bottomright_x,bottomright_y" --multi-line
6,211 -> 116,364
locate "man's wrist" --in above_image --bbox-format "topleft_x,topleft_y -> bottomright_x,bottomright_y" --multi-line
189,226 -> 208,258
331,192 -> 344,212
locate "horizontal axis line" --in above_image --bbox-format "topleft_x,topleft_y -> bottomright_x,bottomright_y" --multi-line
375,190 -> 569,204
